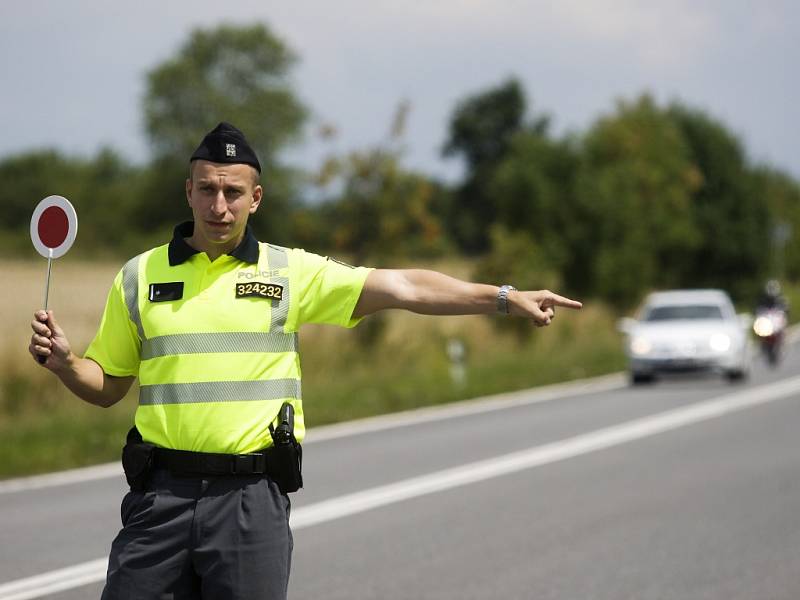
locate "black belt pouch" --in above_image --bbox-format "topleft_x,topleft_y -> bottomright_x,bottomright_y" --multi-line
270,439 -> 303,494
121,427 -> 155,492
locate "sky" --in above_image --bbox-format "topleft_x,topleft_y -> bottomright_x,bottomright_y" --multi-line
0,1 -> 797,183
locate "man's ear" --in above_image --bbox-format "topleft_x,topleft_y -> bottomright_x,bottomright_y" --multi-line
249,185 -> 263,215
185,178 -> 193,205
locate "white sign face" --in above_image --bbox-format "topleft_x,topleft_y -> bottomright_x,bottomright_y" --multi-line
30,195 -> 78,259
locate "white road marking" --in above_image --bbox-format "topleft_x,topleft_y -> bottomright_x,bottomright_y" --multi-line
292,373 -> 800,527
0,560 -> 107,600
2,373 -> 799,600
306,372 -> 625,443
0,463 -> 123,495
0,373 -> 625,495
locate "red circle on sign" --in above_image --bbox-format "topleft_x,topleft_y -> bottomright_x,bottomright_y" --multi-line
38,206 -> 70,248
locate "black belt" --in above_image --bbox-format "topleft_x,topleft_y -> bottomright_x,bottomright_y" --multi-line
153,446 -> 274,476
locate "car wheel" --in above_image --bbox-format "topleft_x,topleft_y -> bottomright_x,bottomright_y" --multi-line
725,369 -> 747,383
631,372 -> 655,385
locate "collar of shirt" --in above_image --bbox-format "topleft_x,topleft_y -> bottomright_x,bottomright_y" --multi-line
167,221 -> 260,266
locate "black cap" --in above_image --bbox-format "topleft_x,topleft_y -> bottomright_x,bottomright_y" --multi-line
190,122 -> 261,173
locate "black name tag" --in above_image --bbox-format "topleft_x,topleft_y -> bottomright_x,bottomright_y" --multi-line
149,282 -> 184,302
236,282 -> 284,300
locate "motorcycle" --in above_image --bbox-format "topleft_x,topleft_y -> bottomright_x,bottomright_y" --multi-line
752,307 -> 787,366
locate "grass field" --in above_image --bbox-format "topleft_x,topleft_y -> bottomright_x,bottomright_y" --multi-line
0,258 -> 626,478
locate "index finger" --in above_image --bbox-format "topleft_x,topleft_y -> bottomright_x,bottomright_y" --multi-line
544,293 -> 582,309
31,319 -> 51,335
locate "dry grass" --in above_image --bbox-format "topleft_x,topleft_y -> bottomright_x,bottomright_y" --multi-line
1,259 -> 120,365
0,259 -> 138,475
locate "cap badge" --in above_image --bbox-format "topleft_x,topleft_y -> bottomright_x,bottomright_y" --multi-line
226,143 -> 237,157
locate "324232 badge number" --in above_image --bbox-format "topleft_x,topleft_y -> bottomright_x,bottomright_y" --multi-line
235,282 -> 284,300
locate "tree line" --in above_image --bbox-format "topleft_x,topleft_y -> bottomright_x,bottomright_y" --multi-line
2,23 -> 799,311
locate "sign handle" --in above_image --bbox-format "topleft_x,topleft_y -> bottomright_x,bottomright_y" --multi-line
44,247 -> 53,311
37,248 -> 54,365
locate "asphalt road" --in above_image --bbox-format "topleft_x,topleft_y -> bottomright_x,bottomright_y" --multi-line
2,344 -> 800,599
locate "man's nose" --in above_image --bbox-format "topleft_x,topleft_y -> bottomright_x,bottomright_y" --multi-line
210,191 -> 227,215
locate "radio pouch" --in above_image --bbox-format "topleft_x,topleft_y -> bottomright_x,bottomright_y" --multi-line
268,438 -> 303,494
121,427 -> 155,492
269,403 -> 303,494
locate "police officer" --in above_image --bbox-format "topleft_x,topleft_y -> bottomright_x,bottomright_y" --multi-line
29,122 -> 582,600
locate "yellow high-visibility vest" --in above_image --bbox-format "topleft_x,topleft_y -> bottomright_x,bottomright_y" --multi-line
85,223 -> 371,454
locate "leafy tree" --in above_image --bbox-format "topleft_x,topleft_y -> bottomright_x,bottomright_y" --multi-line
0,150 -> 85,232
574,95 -> 702,306
443,78 -> 528,169
144,23 -> 306,164
326,151 -> 448,263
72,148 -> 149,255
667,103 -> 770,302
443,79 -> 541,252
751,167 -> 800,282
313,124 -> 449,262
0,149 -> 144,258
488,132 -> 580,279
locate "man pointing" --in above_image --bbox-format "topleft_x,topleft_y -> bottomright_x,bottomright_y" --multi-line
30,122 -> 581,600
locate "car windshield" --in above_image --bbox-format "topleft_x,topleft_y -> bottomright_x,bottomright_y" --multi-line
642,304 -> 723,321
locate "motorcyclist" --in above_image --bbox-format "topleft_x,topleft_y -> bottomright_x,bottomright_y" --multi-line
753,279 -> 789,366
756,279 -> 789,313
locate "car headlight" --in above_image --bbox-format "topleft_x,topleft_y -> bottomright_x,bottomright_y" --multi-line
630,337 -> 652,356
753,316 -> 774,337
709,333 -> 731,352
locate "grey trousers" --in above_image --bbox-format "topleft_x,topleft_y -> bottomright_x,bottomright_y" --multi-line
101,468 -> 292,600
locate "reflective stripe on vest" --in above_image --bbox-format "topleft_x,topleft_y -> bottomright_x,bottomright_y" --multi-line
122,254 -> 144,341
267,244 -> 290,331
141,331 -> 297,360
139,378 -> 301,405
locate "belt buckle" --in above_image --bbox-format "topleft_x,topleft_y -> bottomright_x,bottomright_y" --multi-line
233,453 -> 265,474
232,454 -> 252,474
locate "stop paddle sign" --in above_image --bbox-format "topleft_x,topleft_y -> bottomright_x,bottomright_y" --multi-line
30,195 -> 78,258
30,195 -> 78,364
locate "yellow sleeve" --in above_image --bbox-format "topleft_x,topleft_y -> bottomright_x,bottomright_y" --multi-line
286,249 -> 372,331
84,269 -> 141,376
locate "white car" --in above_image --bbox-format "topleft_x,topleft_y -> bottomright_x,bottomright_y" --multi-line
618,289 -> 751,384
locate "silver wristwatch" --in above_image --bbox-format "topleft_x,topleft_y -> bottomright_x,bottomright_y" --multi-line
496,285 -> 517,314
